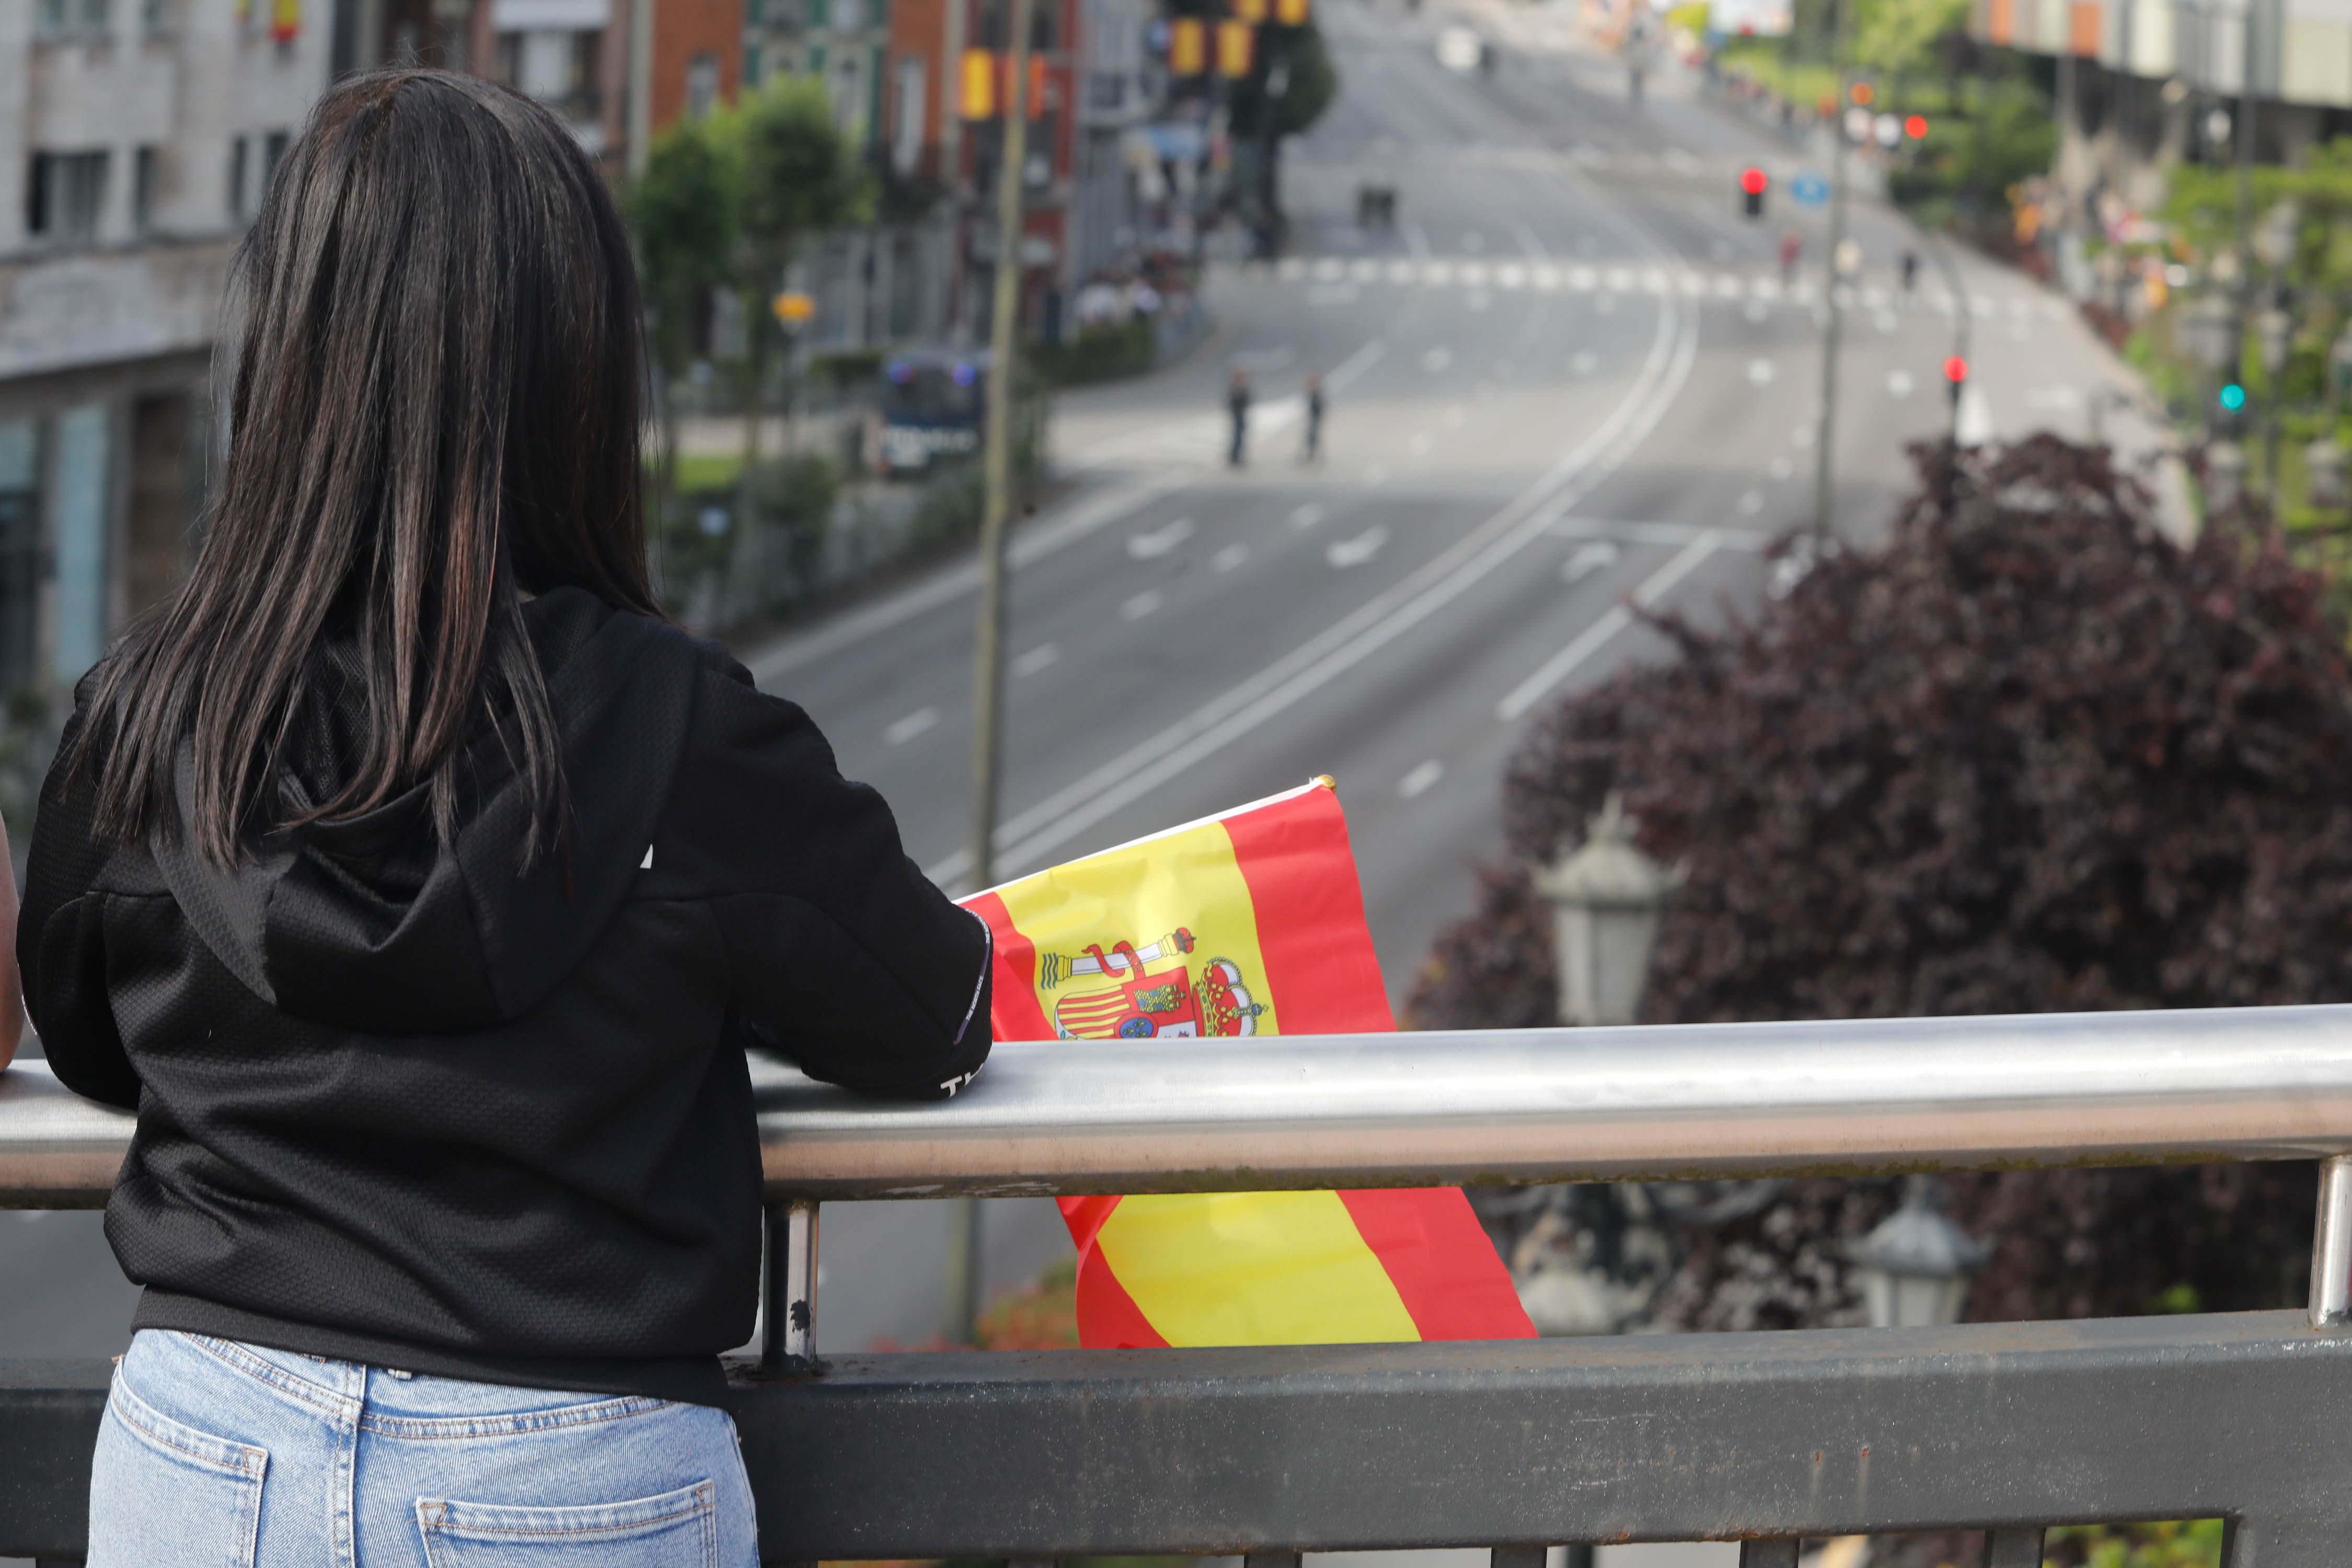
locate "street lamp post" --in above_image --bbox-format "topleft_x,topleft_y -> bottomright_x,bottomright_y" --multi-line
1810,0 -> 1854,545
1849,1175 -> 1986,1329
1533,795 -> 1682,1028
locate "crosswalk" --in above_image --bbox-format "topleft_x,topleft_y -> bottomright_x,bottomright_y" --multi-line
1260,253 -> 2070,322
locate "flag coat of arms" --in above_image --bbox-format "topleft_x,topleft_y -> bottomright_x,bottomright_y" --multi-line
963,780 -> 1534,1348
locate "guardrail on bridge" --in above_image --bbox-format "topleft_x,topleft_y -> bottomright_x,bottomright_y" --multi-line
6,1004 -> 2352,1565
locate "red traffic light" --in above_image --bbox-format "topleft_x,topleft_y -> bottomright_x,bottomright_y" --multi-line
1739,166 -> 1769,196
1943,354 -> 1968,384
1905,114 -> 1928,139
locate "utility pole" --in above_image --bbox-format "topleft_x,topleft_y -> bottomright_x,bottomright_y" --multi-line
959,0 -> 1037,1346
1809,0 -> 1851,543
2229,0 -> 2261,462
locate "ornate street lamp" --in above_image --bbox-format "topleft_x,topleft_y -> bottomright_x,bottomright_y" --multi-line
1849,1175 -> 1985,1329
1534,795 -> 1682,1027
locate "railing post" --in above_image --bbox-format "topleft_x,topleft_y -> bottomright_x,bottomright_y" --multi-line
1243,1553 -> 1301,1568
1491,1548 -> 1547,1568
2311,1154 -> 2352,1327
763,1198 -> 821,1373
1738,1543 -> 1799,1568
1985,1528 -> 2045,1567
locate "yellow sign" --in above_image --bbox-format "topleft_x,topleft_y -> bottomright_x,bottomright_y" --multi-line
1273,0 -> 1309,25
1232,0 -> 1267,22
1169,16 -> 1206,75
961,47 -> 996,119
1216,17 -> 1254,76
772,292 -> 816,326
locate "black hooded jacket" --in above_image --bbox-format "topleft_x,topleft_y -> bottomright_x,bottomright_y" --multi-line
18,589 -> 990,1405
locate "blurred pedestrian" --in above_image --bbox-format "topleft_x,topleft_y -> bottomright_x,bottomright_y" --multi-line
23,68 -> 989,1568
1901,248 -> 1920,294
1779,228 -> 1801,285
1229,368 -> 1253,466
1302,371 -> 1326,463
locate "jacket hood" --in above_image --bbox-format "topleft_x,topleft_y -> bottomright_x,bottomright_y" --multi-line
152,588 -> 696,1033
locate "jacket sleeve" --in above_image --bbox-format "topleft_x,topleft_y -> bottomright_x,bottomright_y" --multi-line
686,660 -> 991,1099
16,707 -> 139,1108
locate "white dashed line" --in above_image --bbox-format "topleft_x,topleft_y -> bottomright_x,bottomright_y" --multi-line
884,707 -> 940,745
1289,501 -> 1327,530
1212,543 -> 1250,572
1126,516 -> 1195,559
1398,759 -> 1445,799
1011,643 -> 1061,678
1328,525 -> 1390,569
1121,589 -> 1163,621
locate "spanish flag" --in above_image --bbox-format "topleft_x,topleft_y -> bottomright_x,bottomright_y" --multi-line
963,780 -> 1534,1348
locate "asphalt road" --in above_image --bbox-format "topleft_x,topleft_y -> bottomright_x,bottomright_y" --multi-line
0,8 -> 2157,1529
741,0 -> 2158,1359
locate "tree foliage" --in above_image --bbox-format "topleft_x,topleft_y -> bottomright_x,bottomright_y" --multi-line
1226,21 -> 1339,142
629,121 -> 738,380
1410,434 -> 2346,1322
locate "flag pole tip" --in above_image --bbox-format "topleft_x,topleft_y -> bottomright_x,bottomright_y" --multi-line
1312,774 -> 1337,791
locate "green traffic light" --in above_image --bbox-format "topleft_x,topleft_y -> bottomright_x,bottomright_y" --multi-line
2219,383 -> 2247,411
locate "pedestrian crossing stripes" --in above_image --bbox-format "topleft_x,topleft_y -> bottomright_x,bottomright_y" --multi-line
1263,255 -> 2069,321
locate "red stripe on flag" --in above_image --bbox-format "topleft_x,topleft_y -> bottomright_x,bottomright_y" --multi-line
967,890 -> 1056,1042
1337,1188 -> 1536,1340
1059,1196 -> 1171,1347
1223,788 -> 1396,1032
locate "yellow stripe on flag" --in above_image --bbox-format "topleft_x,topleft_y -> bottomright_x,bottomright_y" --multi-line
992,819 -> 1283,1038
1094,1192 -> 1422,1344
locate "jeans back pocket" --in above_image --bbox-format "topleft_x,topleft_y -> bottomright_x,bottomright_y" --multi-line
88,1378 -> 268,1568
415,1479 -> 717,1568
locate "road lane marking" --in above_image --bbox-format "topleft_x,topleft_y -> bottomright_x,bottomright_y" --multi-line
1409,433 -> 1434,456
1497,529 -> 1724,721
1747,359 -> 1777,386
1768,456 -> 1794,480
750,469 -> 1186,682
1328,525 -> 1390,568
1012,643 -> 1061,678
1421,347 -> 1452,374
884,707 -> 940,745
1888,370 -> 1914,398
1738,489 -> 1763,514
1127,516 -> 1195,559
1560,540 -> 1620,583
1120,589 -> 1163,621
1290,502 -> 1326,529
1213,543 -> 1250,572
927,249 -> 1702,889
1398,759 -> 1445,799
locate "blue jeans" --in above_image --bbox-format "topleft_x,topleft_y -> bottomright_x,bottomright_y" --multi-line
89,1329 -> 758,1568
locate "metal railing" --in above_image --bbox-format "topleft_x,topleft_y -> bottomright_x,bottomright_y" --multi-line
7,1004 -> 2352,1563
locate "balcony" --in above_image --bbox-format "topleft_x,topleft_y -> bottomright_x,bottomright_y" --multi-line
6,1005 -> 2352,1562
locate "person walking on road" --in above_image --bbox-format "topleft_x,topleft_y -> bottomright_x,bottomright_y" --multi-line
1779,228 -> 1801,286
19,68 -> 990,1568
1229,368 -> 1253,467
1901,248 -> 1920,294
1302,370 -> 1326,463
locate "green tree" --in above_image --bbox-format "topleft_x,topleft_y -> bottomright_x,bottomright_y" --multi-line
1850,0 -> 1966,79
626,118 -> 739,518
1226,21 -> 1339,217
726,76 -> 872,478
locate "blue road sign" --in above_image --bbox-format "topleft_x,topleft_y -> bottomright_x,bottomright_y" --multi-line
1790,174 -> 1830,205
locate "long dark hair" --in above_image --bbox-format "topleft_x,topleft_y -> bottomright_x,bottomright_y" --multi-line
78,70 -> 657,866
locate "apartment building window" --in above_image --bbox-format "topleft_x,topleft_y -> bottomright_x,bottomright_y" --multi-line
892,56 -> 926,174
686,52 -> 720,119
52,403 -> 111,683
227,132 -> 286,223
133,145 -> 159,233
497,29 -> 601,121
26,151 -> 109,244
0,421 -> 37,694
34,0 -> 111,37
227,137 -> 248,222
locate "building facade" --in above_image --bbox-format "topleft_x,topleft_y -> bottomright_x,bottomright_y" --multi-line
1977,0 -> 2352,213
0,0 -> 330,696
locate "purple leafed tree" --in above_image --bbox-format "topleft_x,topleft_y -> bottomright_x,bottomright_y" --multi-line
1409,435 -> 2341,1324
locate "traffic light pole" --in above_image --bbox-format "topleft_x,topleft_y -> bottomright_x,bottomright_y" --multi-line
1809,0 -> 1851,545
961,0 -> 1038,1347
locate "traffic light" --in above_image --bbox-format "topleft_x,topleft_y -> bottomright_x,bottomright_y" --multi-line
1739,165 -> 1768,218
1169,15 -> 1206,74
1904,113 -> 1928,140
2219,382 -> 2247,411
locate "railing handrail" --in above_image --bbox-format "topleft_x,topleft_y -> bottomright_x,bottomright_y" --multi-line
7,1002 -> 2352,1206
